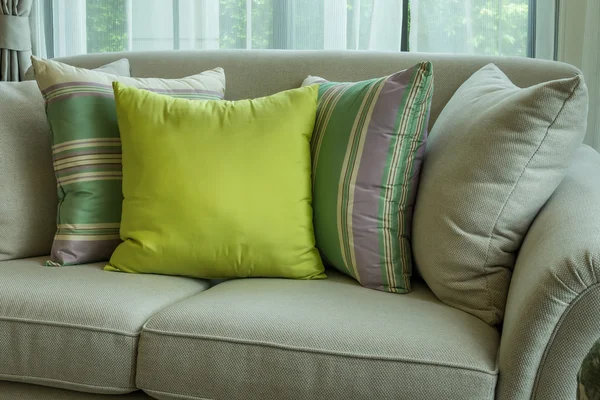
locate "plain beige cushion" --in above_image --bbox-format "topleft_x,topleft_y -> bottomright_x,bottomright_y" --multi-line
497,145 -> 600,399
23,57 -> 130,80
0,257 -> 209,394
0,59 -> 131,261
0,82 -> 56,260
413,63 -> 588,326
136,270 -> 499,400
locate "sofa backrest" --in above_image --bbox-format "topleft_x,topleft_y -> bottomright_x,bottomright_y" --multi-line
55,50 -> 582,129
1,50 -> 583,261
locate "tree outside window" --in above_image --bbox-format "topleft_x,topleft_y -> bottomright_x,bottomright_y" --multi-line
83,0 -> 531,57
86,0 -> 128,53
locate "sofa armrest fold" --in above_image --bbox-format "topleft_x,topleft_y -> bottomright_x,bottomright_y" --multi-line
497,145 -> 600,400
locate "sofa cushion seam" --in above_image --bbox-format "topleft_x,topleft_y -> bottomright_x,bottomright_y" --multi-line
0,371 -> 136,392
480,76 -> 581,323
141,328 -> 498,376
0,315 -> 141,337
143,387 -> 212,400
531,282 -> 600,399
140,370 -> 496,400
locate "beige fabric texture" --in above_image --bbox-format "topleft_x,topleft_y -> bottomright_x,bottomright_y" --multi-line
412,63 -> 588,326
0,381 -> 152,400
1,50 -> 594,399
32,56 -> 224,93
0,257 -> 209,394
0,59 -> 131,262
497,145 -> 600,400
136,270 -> 499,400
0,82 -> 56,260
54,50 -> 581,130
23,57 -> 130,81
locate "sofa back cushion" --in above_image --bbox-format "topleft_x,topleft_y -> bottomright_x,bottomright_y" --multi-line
412,64 -> 588,326
1,51 -> 585,266
32,57 -> 225,266
302,63 -> 434,293
0,58 -> 131,261
0,82 -> 56,261
54,51 -> 583,131
106,83 -> 325,280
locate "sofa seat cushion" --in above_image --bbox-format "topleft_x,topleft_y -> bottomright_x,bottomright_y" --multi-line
0,381 -> 152,400
137,271 -> 500,400
0,257 -> 210,394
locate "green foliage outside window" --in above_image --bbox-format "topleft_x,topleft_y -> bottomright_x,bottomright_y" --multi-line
84,0 -> 530,57
477,1 -> 529,56
86,0 -> 128,53
412,0 -> 529,56
219,0 -> 274,49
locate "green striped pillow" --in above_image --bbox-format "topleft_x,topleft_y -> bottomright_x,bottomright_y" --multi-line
32,57 -> 226,266
303,62 -> 434,293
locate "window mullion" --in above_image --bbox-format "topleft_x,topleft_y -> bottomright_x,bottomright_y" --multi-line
173,0 -> 180,50
401,0 -> 409,51
527,0 -> 537,57
246,0 -> 252,49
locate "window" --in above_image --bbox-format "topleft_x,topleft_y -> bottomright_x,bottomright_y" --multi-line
40,0 -> 556,59
86,0 -> 128,53
411,0 -> 530,56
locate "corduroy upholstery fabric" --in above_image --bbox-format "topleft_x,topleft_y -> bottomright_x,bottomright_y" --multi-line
0,257 -> 209,394
497,145 -> 600,400
0,381 -> 152,400
136,271 -> 499,400
0,59 -> 131,261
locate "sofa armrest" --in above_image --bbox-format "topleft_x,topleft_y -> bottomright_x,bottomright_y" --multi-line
497,145 -> 600,399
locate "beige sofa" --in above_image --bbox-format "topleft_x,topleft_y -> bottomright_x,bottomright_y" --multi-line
1,50 -> 599,400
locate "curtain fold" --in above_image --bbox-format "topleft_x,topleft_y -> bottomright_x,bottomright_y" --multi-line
0,0 -> 34,81
33,0 -> 410,54
582,0 -> 600,151
29,0 -> 46,58
31,0 -> 542,57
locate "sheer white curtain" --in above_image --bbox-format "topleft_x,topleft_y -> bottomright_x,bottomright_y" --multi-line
582,1 -> 599,151
27,0 -> 600,149
410,0 -> 554,58
31,0 -> 410,56
32,0 -> 550,57
557,0 -> 600,151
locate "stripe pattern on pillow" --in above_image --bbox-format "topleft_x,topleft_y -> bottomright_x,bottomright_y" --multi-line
306,62 -> 434,293
45,85 -> 223,266
31,57 -> 226,266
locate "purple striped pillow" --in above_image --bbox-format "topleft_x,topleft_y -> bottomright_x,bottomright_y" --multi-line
32,57 -> 226,266
303,62 -> 434,293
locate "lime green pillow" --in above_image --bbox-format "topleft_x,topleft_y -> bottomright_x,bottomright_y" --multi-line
106,82 -> 325,280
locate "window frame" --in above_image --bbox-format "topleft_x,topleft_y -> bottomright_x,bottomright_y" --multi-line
41,0 -> 555,59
